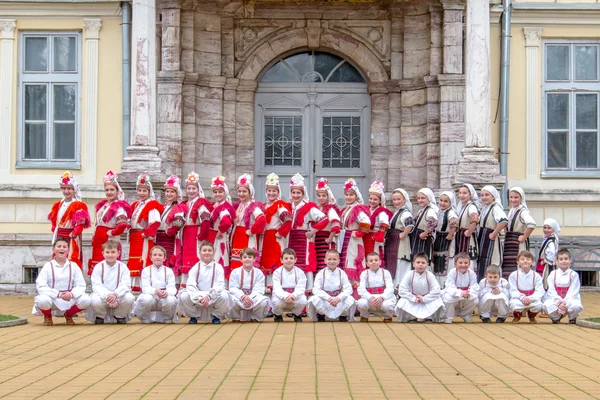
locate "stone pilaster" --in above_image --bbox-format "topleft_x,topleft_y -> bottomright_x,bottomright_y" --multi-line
194,7 -> 222,76
387,89 -> 402,190
441,0 -> 464,74
390,5 -> 403,80
403,3 -> 430,79
82,19 -> 102,184
429,5 -> 443,77
524,27 -> 543,180
439,74 -> 466,189
399,83 -> 428,191
223,78 -> 239,185
160,0 -> 181,71
157,71 -> 185,178
369,83 -> 390,187
234,79 -> 257,181
426,77 -> 441,189
182,72 -> 197,176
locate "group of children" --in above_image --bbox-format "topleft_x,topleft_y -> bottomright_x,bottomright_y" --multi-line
35,170 -> 582,325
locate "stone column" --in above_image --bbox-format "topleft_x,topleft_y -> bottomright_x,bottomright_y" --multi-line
369,83 -> 390,188
122,0 -> 162,174
524,27 -> 543,180
223,78 -> 239,185
430,5 -> 443,77
161,0 -> 181,71
0,20 -> 16,179
441,0 -> 464,74
390,5 -> 404,80
455,0 -> 504,186
234,79 -> 257,182
82,19 -> 101,183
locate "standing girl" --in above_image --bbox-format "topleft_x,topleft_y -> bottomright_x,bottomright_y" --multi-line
384,188 -> 414,287
537,218 -> 560,289
364,180 -> 392,266
502,186 -> 536,279
411,188 -> 438,269
455,184 -> 480,271
208,176 -> 235,277
477,185 -> 508,280
315,178 -> 341,271
432,191 -> 459,286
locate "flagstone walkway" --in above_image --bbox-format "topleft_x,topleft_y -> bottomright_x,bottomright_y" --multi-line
1,293 -> 600,400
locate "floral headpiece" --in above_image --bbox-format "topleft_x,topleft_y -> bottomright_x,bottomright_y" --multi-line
185,172 -> 205,198
316,177 -> 336,205
237,174 -> 255,200
103,170 -> 125,201
211,175 -> 231,203
369,180 -> 386,205
59,171 -> 82,201
290,173 -> 309,202
265,172 -> 282,200
344,178 -> 363,204
136,173 -> 155,200
164,175 -> 183,202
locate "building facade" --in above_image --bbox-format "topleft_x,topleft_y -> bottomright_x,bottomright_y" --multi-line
0,0 -> 598,287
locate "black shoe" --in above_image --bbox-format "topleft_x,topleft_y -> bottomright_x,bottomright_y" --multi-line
339,316 -> 348,322
95,317 -> 104,325
286,312 -> 294,318
496,318 -> 506,323
115,317 -> 127,324
274,314 -> 284,322
407,319 -> 418,323
354,309 -> 361,317
424,319 -> 433,323
211,316 -> 221,324
317,313 -> 326,322
300,311 -> 307,318
189,317 -> 198,324
569,319 -> 577,324
552,319 -> 560,324
293,314 -> 302,323
481,317 -> 491,323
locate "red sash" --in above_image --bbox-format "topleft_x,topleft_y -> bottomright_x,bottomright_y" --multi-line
554,271 -> 572,299
240,268 -> 254,296
367,287 -> 384,294
457,287 -> 469,291
517,270 -> 536,297
283,288 -> 295,293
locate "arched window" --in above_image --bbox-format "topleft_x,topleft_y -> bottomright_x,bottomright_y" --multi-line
260,51 -> 365,83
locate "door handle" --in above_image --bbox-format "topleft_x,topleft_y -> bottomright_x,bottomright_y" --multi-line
313,160 -> 316,173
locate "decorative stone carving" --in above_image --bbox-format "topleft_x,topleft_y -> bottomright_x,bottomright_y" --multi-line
524,27 -> 543,47
235,19 -> 295,61
0,19 -> 16,39
83,18 -> 102,39
328,20 -> 390,61
305,19 -> 322,49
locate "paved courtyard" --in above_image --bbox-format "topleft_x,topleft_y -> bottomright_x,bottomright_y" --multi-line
1,294 -> 600,400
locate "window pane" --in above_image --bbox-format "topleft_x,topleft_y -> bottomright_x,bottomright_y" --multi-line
547,93 -> 569,130
54,85 -> 76,121
575,45 -> 598,81
24,123 -> 47,159
547,131 -> 568,169
327,62 -> 365,83
25,37 -> 48,72
24,85 -> 47,121
53,123 -> 76,160
285,52 -> 312,81
54,36 -> 77,72
576,131 -> 598,168
260,61 -> 299,83
322,116 -> 361,168
314,52 -> 343,80
576,93 -> 598,130
546,45 -> 570,81
263,116 -> 302,166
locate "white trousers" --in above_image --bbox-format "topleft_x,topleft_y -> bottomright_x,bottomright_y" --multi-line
33,293 -> 91,316
544,299 -> 583,321
271,294 -> 308,316
230,295 -> 270,322
509,298 -> 543,313
445,297 -> 478,319
135,294 -> 179,322
396,305 -> 444,322
478,298 -> 509,318
307,296 -> 356,321
90,293 -> 135,319
178,291 -> 232,321
356,298 -> 396,319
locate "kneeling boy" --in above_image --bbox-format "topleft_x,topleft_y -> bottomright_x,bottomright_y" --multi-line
357,252 -> 396,322
509,250 -> 544,323
478,264 -> 510,323
271,248 -> 307,322
179,241 -> 231,324
88,240 -> 135,324
229,248 -> 270,322
442,253 -> 479,323
544,248 -> 583,324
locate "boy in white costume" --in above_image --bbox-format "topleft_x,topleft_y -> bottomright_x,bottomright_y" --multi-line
179,241 -> 231,324
135,245 -> 179,323
478,264 -> 510,323
396,252 -> 444,322
442,253 -> 479,323
88,240 -> 135,324
509,250 -> 544,323
33,238 -> 91,326
544,248 -> 583,324
229,248 -> 271,322
309,249 -> 356,322
271,248 -> 308,322
357,252 -> 396,322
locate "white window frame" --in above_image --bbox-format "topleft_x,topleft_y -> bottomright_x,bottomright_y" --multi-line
17,31 -> 82,169
542,39 -> 600,178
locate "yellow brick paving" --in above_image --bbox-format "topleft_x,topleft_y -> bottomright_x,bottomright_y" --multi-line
1,294 -> 600,400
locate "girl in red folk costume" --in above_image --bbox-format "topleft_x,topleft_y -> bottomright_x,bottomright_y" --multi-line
48,171 -> 91,270
180,172 -> 213,288
288,173 -> 329,291
315,178 -> 341,271
89,171 -> 132,275
156,175 -> 188,288
260,173 -> 293,284
208,176 -> 236,277
128,173 -> 163,292
338,178 -> 371,297
364,180 -> 392,267
230,174 -> 266,276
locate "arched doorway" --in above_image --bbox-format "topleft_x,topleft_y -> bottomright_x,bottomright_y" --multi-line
254,51 -> 370,204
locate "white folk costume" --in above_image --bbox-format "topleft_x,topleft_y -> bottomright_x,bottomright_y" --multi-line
128,173 -> 163,292
478,277 -> 510,319
477,186 -> 508,280
338,178 -> 371,285
384,188 -> 414,287
229,266 -> 270,321
502,187 -> 536,278
536,218 -> 560,290
396,270 -> 444,322
508,267 -> 544,315
411,188 -> 439,268
455,184 -> 480,271
179,261 -> 232,321
33,260 -> 91,317
87,260 -> 135,323
308,267 -> 356,321
433,191 -> 459,285
544,268 -> 583,322
441,268 -> 479,322
271,265 -> 308,316
364,181 -> 392,268
208,176 -> 235,276
48,171 -> 91,270
230,175 -> 266,277
156,175 -> 188,281
181,172 -> 214,287
357,268 -> 396,319
260,173 -> 293,279
135,264 -> 179,323
289,173 -> 329,290
315,178 -> 341,271
90,171 -> 132,276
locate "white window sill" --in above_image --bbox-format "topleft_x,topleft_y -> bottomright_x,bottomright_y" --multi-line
541,171 -> 600,179
15,161 -> 81,170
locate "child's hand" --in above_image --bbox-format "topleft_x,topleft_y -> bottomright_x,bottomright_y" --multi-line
461,290 -> 470,299
419,232 -> 428,240
305,231 -> 315,239
399,231 -> 407,240
415,295 -> 424,303
446,233 -> 454,241
370,297 -> 383,308
464,230 -> 472,238
518,234 -> 526,243
522,296 -> 532,306
328,297 -> 341,306
241,295 -> 254,308
199,296 -> 210,307
285,295 -> 296,304
491,287 -> 501,295
489,231 -> 497,240
246,229 -> 252,236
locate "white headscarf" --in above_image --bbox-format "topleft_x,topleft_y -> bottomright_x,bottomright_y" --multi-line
237,174 -> 255,201
417,188 -> 439,213
481,185 -> 503,208
439,190 -> 458,212
344,178 -> 364,204
543,218 -> 561,237
211,176 -> 231,203
290,173 -> 310,203
509,186 -> 528,209
103,170 -> 125,201
316,177 -> 336,205
60,171 -> 82,201
459,183 -> 480,212
136,172 -> 156,200
392,188 -> 413,214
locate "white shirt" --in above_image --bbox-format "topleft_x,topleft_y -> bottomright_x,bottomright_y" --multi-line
398,270 -> 441,303
91,260 -> 132,299
229,267 -> 265,301
272,266 -> 307,299
357,268 -> 395,301
36,260 -> 86,299
478,278 -> 510,301
141,265 -> 177,296
546,268 -> 581,304
444,269 -> 479,299
186,261 -> 226,302
312,267 -> 352,301
509,267 -> 544,301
